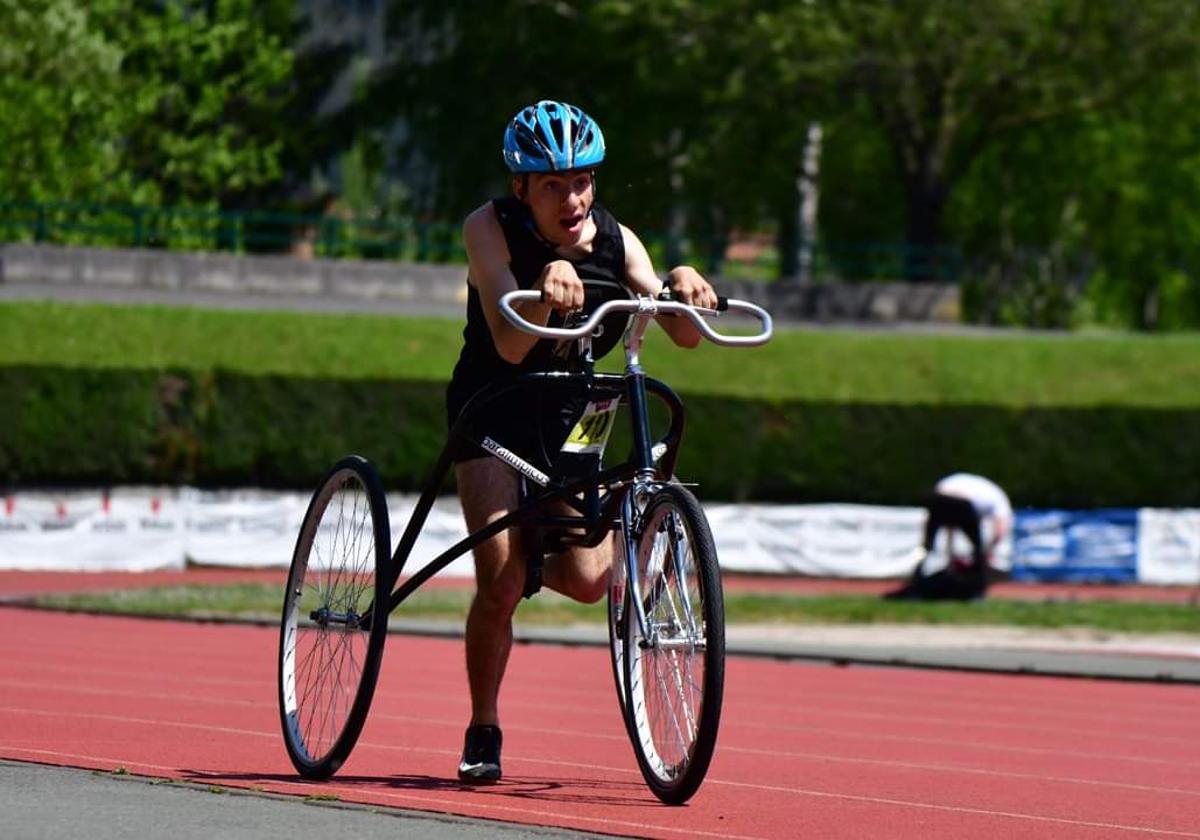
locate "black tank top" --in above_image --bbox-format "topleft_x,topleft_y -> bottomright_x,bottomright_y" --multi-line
446,197 -> 630,423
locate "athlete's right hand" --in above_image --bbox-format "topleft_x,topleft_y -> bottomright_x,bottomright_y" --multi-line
534,260 -> 585,313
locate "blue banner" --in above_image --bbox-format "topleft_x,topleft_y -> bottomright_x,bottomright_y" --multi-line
1011,509 -> 1139,583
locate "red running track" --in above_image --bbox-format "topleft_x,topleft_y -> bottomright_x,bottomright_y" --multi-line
1,607 -> 1199,839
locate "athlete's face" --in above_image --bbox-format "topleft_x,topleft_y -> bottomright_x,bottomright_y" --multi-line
515,170 -> 595,246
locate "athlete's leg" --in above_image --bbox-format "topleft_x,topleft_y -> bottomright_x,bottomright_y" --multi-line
888,494 -> 965,600
456,457 -> 525,728
962,510 -> 987,595
543,529 -> 616,604
923,494 -> 986,599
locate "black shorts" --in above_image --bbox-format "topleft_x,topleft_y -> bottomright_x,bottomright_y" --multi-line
923,492 -> 984,562
445,376 -> 598,481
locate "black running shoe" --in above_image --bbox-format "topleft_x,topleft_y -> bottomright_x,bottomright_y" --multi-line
457,724 -> 502,783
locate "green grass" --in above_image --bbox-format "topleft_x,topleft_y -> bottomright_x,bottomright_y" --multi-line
29,583 -> 1200,635
4,299 -> 1200,406
0,301 -> 464,381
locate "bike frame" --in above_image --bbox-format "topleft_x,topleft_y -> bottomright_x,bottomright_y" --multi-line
381,309 -> 681,644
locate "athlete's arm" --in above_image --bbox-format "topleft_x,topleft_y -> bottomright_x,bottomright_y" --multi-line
463,203 -> 584,364
620,225 -> 714,348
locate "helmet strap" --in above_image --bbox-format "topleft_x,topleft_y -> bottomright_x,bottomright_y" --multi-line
513,174 -> 530,202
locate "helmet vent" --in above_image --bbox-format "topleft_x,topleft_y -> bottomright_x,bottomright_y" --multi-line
503,100 -> 606,173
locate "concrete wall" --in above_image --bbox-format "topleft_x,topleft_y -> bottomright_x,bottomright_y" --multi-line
0,243 -> 960,322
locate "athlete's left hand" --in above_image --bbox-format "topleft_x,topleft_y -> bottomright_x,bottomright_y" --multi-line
666,266 -> 719,310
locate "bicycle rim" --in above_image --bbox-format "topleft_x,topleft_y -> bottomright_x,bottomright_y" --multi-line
278,456 -> 390,779
608,538 -> 630,728
624,484 -> 724,804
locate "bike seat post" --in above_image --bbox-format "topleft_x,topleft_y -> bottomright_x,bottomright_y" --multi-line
578,332 -> 596,377
622,310 -> 653,372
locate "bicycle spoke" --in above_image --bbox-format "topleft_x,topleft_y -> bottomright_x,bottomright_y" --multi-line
279,458 -> 389,779
623,485 -> 723,804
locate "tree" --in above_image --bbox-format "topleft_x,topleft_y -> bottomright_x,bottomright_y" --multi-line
825,0 -> 1200,281
0,0 -> 131,202
0,0 -> 350,217
110,0 -> 299,208
1077,82 -> 1200,330
369,0 -> 833,268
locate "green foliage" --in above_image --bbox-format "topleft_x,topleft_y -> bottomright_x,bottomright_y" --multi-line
0,366 -> 163,485
0,1 -> 345,218
366,0 -> 1200,326
4,364 -> 1197,505
7,1 -> 1200,328
113,0 -> 297,207
113,0 -> 357,217
3,303 -> 1199,506
0,0 -> 130,202
825,1 -> 1198,272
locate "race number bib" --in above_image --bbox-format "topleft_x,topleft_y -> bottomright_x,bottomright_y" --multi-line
561,398 -> 619,456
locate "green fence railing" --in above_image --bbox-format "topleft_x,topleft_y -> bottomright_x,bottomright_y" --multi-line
1,200 -> 963,282
0,201 -> 466,263
641,233 -> 965,284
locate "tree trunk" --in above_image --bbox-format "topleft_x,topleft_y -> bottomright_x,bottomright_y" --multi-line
904,177 -> 947,282
664,128 -> 688,269
1139,284 -> 1160,331
780,122 -> 822,284
777,200 -> 799,279
703,205 -> 729,278
797,122 -> 822,285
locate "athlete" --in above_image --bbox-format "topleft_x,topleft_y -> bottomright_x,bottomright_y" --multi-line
447,100 -> 718,783
885,472 -> 1013,601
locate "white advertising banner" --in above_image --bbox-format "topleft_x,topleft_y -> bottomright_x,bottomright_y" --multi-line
704,503 -> 928,578
1137,508 -> 1200,585
0,487 -> 1194,585
0,488 -> 480,576
181,488 -> 307,568
0,489 -> 185,572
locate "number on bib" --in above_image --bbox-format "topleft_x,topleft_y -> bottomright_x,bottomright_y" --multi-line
561,398 -> 619,455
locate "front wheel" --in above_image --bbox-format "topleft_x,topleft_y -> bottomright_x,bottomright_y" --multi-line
607,523 -> 632,731
623,484 -> 725,805
278,455 -> 391,779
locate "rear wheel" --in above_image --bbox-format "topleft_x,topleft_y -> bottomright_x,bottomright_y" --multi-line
623,484 -> 724,805
278,455 -> 391,779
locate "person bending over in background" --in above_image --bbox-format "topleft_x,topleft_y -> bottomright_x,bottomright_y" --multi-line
446,100 -> 717,783
885,472 -> 1013,601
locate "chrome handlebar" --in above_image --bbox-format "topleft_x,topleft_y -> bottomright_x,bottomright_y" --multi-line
497,290 -> 773,347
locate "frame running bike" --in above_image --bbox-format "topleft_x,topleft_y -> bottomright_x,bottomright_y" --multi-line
277,288 -> 772,804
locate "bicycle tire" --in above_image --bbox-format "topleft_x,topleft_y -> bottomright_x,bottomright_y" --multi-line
607,534 -> 631,730
278,455 -> 391,779
623,483 -> 724,805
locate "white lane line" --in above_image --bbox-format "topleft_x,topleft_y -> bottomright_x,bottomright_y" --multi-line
4,682 -> 1200,797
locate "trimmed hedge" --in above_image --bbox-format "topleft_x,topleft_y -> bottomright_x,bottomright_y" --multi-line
3,365 -> 1198,507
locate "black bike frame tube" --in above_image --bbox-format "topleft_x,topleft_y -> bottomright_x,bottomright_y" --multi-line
387,460 -> 637,613
644,376 -> 685,479
384,369 -> 676,612
386,440 -> 455,593
385,371 -> 574,589
626,370 -> 655,473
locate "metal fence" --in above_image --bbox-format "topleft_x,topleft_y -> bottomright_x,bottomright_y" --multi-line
0,200 -> 963,283
0,201 -> 465,263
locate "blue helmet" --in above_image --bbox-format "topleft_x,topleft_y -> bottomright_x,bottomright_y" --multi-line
502,100 -> 606,173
